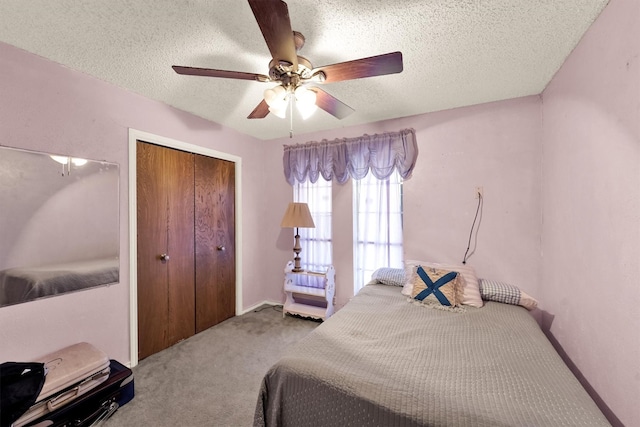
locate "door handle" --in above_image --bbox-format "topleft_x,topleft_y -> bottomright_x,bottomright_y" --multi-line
160,253 -> 170,261
217,245 -> 225,251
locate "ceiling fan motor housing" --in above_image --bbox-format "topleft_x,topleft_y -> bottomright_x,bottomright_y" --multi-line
268,55 -> 313,83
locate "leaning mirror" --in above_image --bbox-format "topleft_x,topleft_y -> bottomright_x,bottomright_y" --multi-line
0,146 -> 119,307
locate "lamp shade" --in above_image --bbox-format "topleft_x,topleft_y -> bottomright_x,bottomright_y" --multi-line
280,202 -> 315,228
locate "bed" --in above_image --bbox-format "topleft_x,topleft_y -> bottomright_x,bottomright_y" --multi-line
0,258 -> 119,306
254,282 -> 610,426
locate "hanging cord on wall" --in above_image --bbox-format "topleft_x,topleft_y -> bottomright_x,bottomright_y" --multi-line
462,191 -> 483,264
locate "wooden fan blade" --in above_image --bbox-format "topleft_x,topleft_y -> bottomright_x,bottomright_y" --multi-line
172,65 -> 269,82
311,88 -> 354,120
248,99 -> 270,119
314,51 -> 403,84
248,0 -> 298,70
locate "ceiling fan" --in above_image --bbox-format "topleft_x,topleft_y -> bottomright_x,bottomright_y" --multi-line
172,0 -> 403,122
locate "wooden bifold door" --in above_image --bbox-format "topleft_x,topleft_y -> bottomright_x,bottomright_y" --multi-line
136,141 -> 235,360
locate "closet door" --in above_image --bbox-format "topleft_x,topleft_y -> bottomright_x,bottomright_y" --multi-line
194,154 -> 236,333
136,142 -> 195,360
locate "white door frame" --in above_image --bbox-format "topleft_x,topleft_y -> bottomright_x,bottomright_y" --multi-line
128,129 -> 243,367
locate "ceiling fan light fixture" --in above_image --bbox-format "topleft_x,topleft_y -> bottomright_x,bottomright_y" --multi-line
297,102 -> 317,120
172,0 -> 403,126
295,86 -> 315,104
295,86 -> 317,119
50,155 -> 69,165
264,85 -> 287,108
269,105 -> 288,119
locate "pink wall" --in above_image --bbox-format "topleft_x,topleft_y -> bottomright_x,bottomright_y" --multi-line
264,96 -> 543,311
541,0 -> 640,425
2,1 -> 635,421
0,42 -> 269,364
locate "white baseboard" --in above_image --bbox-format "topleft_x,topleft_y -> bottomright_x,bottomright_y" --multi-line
241,300 -> 283,314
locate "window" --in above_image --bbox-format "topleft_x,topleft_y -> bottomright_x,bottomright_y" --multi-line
353,170 -> 403,292
294,179 -> 332,272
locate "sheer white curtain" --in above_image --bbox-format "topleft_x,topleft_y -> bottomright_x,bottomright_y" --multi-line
294,178 -> 332,273
353,170 -> 403,292
284,128 -> 413,291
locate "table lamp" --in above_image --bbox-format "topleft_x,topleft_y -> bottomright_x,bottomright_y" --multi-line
280,202 -> 315,272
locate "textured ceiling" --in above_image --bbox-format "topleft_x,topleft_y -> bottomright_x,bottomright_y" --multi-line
0,0 -> 608,140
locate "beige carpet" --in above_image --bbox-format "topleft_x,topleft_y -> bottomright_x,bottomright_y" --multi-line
104,305 -> 319,427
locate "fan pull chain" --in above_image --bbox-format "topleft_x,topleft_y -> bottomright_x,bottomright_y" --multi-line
289,94 -> 294,138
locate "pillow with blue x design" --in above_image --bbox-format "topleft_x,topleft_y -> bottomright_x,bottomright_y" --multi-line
409,265 -> 462,308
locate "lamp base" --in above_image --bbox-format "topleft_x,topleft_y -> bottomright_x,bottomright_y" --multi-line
292,233 -> 304,272
292,256 -> 304,272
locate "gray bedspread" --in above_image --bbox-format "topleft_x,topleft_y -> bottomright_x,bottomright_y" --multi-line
0,258 -> 119,306
254,284 -> 609,426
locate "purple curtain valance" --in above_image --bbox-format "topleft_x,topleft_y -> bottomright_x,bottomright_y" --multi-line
283,128 -> 418,185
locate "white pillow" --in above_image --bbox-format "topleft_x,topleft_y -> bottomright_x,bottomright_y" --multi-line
403,260 -> 484,308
